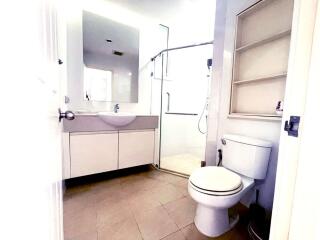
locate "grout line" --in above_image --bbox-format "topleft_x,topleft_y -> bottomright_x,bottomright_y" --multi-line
156,167 -> 190,178
94,230 -> 98,240
159,230 -> 184,240
133,214 -> 144,240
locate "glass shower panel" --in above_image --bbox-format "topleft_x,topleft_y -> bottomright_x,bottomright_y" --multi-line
159,44 -> 212,175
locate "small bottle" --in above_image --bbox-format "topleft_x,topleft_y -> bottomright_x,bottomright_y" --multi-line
276,101 -> 283,115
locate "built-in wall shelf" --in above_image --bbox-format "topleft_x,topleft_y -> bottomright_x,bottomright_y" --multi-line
236,29 -> 291,52
233,73 -> 287,85
230,0 -> 293,117
228,114 -> 282,121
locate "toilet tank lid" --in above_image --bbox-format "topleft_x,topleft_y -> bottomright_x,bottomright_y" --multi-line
223,134 -> 272,148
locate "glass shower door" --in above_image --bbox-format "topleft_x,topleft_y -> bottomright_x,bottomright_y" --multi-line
158,44 -> 212,175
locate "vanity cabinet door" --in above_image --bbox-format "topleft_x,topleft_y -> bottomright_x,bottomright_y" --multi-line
70,132 -> 118,178
119,130 -> 155,169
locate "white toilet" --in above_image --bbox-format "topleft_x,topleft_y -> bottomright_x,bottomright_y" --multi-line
188,134 -> 272,237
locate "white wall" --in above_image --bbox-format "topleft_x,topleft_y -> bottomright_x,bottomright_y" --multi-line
160,0 -> 216,47
65,1 -> 167,114
206,0 -> 283,210
205,0 -> 227,167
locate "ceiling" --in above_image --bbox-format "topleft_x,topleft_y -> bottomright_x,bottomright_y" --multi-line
83,11 -> 139,57
102,0 -> 195,22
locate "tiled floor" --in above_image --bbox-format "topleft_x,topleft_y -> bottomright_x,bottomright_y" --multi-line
63,166 -> 250,240
161,154 -> 202,175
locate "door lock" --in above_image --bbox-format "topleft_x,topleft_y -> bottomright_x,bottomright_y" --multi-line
284,116 -> 300,137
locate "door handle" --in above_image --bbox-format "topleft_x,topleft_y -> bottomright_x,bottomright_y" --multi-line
284,116 -> 300,137
59,108 -> 75,122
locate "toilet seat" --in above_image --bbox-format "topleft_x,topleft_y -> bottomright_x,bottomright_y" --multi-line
189,166 -> 243,196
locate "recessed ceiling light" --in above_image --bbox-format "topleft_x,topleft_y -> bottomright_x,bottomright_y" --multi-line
105,39 -> 112,43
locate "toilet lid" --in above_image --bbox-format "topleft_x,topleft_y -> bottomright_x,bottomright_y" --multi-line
189,166 -> 242,193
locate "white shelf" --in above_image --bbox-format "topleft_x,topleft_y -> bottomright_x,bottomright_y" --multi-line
236,29 -> 291,53
233,73 -> 287,85
228,113 -> 282,121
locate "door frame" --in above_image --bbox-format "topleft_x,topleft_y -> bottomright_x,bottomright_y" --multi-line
269,0 -> 319,239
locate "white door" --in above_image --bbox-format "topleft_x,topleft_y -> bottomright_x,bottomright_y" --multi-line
0,1 -> 65,239
269,0 -> 319,239
287,1 -> 320,238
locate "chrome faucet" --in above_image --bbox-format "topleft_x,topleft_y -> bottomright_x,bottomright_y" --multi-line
114,103 -> 120,113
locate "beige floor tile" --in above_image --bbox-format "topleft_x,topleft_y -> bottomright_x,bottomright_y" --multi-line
121,177 -> 164,195
98,217 -> 142,240
120,178 -> 148,195
164,197 -> 196,228
64,231 -> 97,240
136,169 -> 158,178
176,185 -> 189,196
96,197 -> 133,229
135,206 -> 179,240
138,177 -> 164,189
171,178 -> 189,188
161,231 -> 186,240
127,190 -> 162,214
118,174 -> 146,183
148,172 -> 179,183
93,183 -> 128,203
90,178 -> 121,191
64,207 -> 97,239
143,169 -> 165,179
164,197 -> 196,213
148,172 -> 189,191
162,175 -> 188,186
150,183 -> 185,204
181,224 -> 211,240
95,190 -> 128,207
64,183 -> 92,198
63,192 -> 97,218
181,223 -> 250,240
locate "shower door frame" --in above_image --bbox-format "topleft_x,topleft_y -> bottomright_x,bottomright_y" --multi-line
152,41 -> 214,176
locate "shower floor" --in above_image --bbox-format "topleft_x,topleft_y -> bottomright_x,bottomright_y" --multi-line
160,153 -> 202,175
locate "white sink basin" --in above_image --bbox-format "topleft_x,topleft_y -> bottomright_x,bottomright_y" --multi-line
98,112 -> 136,127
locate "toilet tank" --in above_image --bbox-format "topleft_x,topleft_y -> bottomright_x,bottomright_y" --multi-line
221,134 -> 272,179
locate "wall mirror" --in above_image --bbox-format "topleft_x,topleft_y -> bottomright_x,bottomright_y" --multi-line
83,11 -> 139,103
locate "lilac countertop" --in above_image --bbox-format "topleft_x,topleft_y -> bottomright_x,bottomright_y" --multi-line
63,114 -> 159,132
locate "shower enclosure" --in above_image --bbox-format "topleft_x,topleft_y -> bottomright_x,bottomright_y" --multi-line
151,42 -> 213,175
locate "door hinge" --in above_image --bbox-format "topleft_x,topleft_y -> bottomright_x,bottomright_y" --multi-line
284,116 -> 300,137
